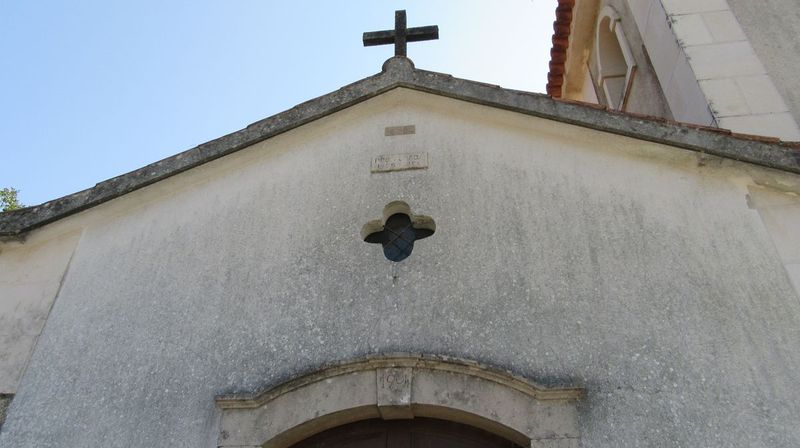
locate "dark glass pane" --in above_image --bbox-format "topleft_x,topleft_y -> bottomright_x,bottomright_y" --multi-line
382,214 -> 416,262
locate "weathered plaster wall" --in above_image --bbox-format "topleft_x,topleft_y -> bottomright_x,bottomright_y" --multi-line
726,0 -> 800,137
748,187 -> 800,296
1,89 -> 799,447
0,229 -> 80,393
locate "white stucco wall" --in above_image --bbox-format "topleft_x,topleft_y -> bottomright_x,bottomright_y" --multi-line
1,88 -> 799,447
0,230 -> 80,393
748,186 -> 800,295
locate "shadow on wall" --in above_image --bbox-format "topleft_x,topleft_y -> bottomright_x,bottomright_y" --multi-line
0,394 -> 12,430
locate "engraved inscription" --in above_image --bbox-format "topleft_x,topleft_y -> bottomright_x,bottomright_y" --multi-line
385,125 -> 416,136
376,367 -> 413,419
379,368 -> 411,394
371,152 -> 428,173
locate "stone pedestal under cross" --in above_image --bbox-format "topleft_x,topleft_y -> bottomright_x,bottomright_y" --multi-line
363,10 -> 439,57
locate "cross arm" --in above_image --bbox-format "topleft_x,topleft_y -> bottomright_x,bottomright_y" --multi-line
363,30 -> 395,47
406,26 -> 439,42
363,26 -> 439,46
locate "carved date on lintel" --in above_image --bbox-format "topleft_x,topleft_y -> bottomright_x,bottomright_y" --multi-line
376,367 -> 413,419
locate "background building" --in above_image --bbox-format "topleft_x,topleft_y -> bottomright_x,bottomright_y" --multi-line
548,0 -> 800,140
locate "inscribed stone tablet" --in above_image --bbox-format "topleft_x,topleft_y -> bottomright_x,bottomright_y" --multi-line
371,152 -> 429,173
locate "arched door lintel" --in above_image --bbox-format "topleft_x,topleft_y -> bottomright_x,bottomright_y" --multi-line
215,354 -> 583,448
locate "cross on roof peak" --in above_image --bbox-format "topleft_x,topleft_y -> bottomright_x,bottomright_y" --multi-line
363,10 -> 439,58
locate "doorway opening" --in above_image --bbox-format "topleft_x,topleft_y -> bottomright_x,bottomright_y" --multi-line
290,417 -> 524,448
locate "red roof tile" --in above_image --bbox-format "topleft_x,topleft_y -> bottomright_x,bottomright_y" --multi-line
546,0 -> 575,97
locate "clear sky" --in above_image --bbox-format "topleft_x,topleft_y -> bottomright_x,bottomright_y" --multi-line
1,1 -> 557,206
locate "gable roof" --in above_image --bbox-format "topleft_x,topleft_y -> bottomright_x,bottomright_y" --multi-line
2,56 -> 799,238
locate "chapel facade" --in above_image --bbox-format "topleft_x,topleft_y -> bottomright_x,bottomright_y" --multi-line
1,4 -> 800,448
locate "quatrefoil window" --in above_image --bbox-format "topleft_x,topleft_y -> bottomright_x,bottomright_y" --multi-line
361,201 -> 436,262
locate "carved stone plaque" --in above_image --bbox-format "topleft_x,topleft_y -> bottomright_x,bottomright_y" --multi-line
376,367 -> 413,419
371,152 -> 428,173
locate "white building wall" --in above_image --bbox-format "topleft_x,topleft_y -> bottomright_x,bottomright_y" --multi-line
0,230 -> 80,393
1,89 -> 800,446
625,0 -> 714,127
627,0 -> 800,140
725,0 -> 800,137
749,187 -> 800,295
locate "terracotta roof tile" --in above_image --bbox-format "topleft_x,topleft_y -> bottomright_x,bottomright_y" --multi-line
729,132 -> 782,144
546,0 -> 575,97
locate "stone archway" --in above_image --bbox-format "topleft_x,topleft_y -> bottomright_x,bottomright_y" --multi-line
215,354 -> 583,448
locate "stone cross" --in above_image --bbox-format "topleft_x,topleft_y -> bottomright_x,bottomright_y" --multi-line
363,10 -> 439,57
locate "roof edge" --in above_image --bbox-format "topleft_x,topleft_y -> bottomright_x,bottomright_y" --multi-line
2,56 -> 799,238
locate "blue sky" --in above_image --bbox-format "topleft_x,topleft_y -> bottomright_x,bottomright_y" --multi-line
1,1 -> 556,206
